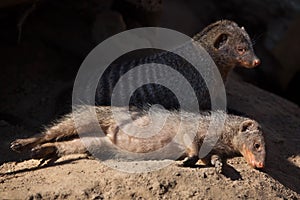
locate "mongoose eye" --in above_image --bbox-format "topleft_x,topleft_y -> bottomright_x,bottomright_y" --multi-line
254,143 -> 260,150
237,47 -> 246,55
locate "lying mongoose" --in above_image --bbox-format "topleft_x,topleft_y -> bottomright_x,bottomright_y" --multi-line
96,20 -> 260,110
11,106 -> 266,172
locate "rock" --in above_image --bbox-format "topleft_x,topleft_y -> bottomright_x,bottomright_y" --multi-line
159,0 -> 202,36
0,0 -> 34,8
113,0 -> 162,28
123,0 -> 163,12
92,11 -> 126,44
272,15 -> 300,90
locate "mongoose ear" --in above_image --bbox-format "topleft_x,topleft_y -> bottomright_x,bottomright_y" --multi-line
214,33 -> 229,49
239,120 -> 259,133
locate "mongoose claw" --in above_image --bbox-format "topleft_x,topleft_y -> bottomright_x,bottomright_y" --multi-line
10,139 -> 26,152
214,160 -> 223,174
181,156 -> 199,167
11,138 -> 38,152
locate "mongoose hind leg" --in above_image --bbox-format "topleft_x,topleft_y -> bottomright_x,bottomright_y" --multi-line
30,143 -> 60,167
11,114 -> 79,153
31,139 -> 88,160
31,143 -> 59,159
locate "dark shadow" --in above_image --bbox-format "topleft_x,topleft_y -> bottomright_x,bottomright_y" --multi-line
0,157 -> 88,177
227,108 -> 249,117
221,163 -> 242,180
255,120 -> 300,194
264,162 -> 300,194
177,163 -> 208,169
262,138 -> 300,194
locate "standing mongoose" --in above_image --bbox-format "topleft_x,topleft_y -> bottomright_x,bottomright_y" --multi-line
11,106 -> 266,172
96,20 -> 260,110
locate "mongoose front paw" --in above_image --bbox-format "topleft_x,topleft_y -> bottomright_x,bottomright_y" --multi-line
181,156 -> 199,167
214,160 -> 223,174
31,144 -> 58,159
211,155 -> 223,173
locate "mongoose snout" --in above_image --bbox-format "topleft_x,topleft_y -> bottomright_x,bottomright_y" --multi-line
237,55 -> 261,68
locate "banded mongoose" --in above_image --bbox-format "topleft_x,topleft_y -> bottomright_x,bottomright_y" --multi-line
11,106 -> 266,172
96,20 -> 260,110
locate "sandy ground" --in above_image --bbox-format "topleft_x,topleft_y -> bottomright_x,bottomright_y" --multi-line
1,155 -> 299,199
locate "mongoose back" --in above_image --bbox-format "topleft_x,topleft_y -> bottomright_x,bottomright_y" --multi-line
95,20 -> 260,110
11,106 -> 266,172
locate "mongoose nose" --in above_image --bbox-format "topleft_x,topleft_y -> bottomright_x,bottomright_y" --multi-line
253,58 -> 261,67
256,162 -> 264,168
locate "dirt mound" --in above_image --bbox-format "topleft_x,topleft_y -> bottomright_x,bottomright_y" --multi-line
0,156 -> 299,199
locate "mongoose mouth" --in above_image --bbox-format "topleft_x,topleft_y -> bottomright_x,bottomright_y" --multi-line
242,146 -> 265,169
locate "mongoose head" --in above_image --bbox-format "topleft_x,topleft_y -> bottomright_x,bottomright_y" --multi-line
233,120 -> 266,168
194,20 -> 260,73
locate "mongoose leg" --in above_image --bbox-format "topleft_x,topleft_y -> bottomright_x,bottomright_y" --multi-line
201,154 -> 223,173
210,154 -> 223,173
11,115 -> 79,153
31,138 -> 88,159
31,143 -> 59,159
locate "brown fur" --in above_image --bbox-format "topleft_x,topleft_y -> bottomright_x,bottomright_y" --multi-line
11,106 -> 266,172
